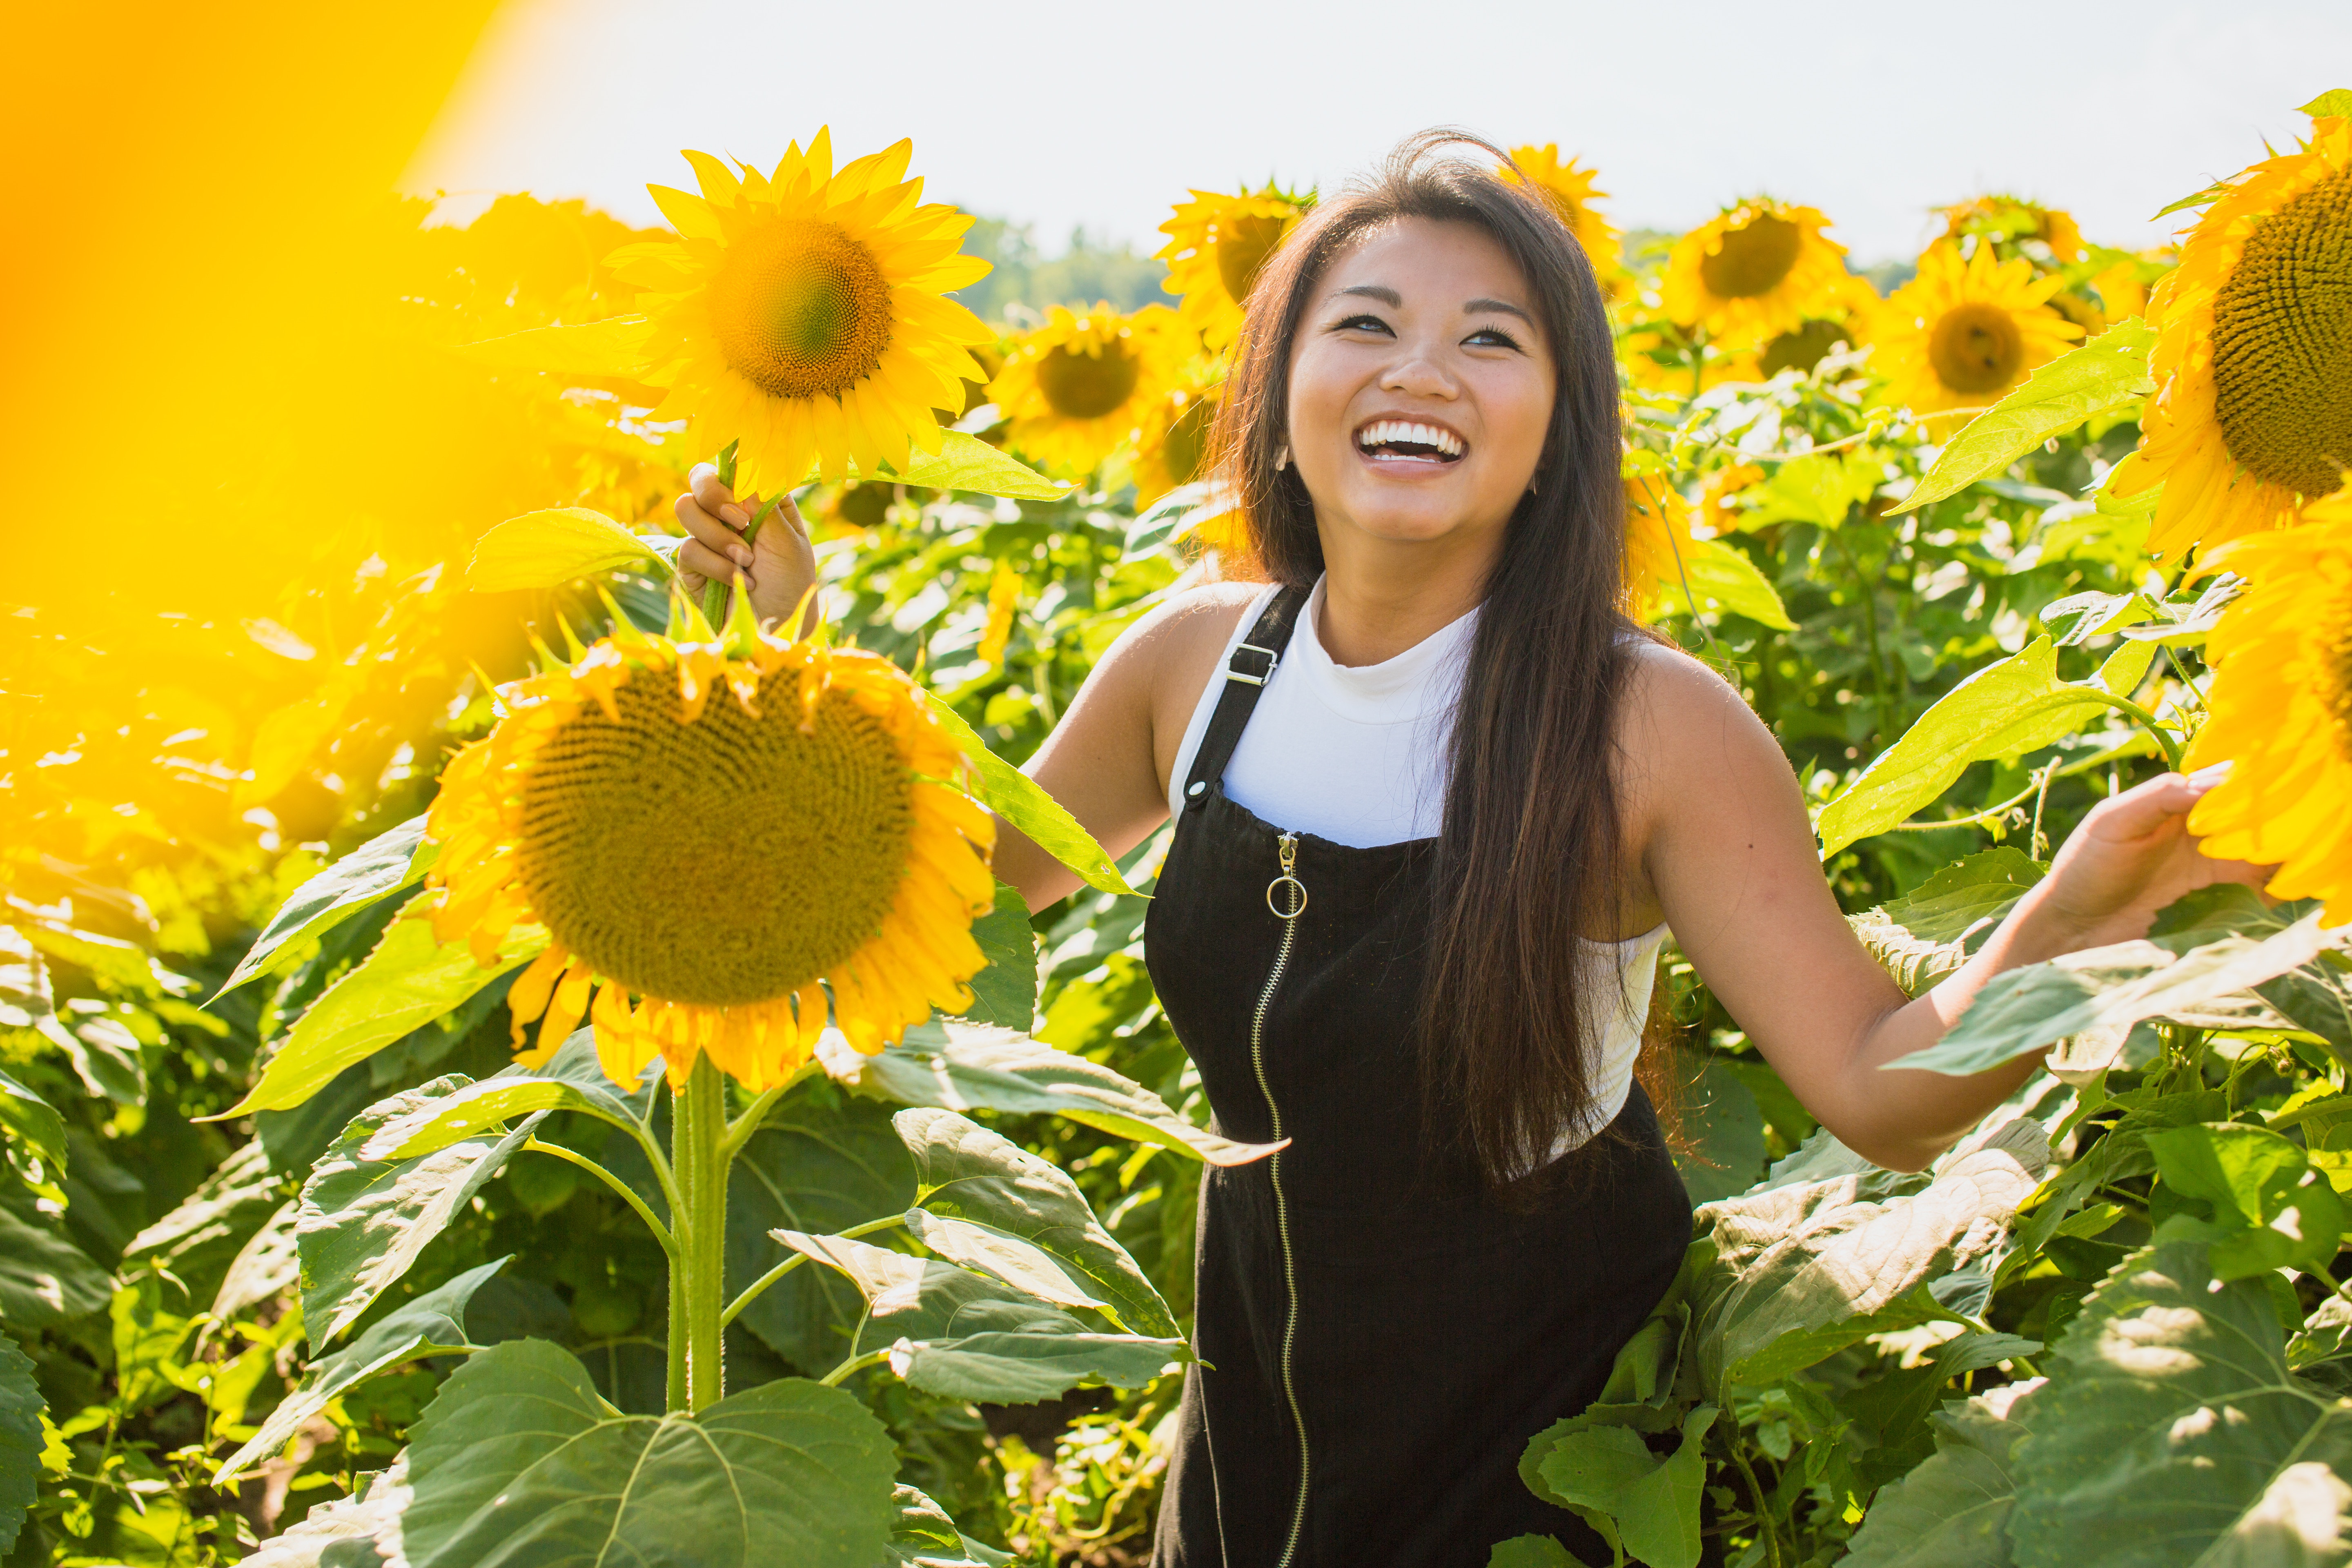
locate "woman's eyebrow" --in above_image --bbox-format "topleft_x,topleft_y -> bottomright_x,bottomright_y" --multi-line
1332,284 -> 1402,306
1464,297 -> 1535,325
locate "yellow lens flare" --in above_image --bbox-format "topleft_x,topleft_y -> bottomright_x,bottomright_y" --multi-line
1872,241 -> 2082,415
1156,187 -> 1311,350
1662,200 -> 1851,345
2114,114 -> 2352,561
619,129 -> 997,494
989,302 -> 1186,476
425,628 -> 995,1089
1503,145 -> 1623,285
2185,509 -> 2352,926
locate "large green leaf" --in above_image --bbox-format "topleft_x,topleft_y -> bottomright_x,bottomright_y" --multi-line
880,431 -> 1067,501
897,1106 -> 1177,1337
466,507 -> 671,593
1850,848 -> 2045,997
1839,1386 -> 2035,1568
359,1026 -> 662,1163
1818,637 -> 2156,857
833,1018 -> 1280,1166
1487,1537 -> 1576,1568
213,817 -> 436,999
399,1338 -> 898,1568
120,1138 -> 288,1306
2146,1123 -> 2345,1280
213,1256 -> 507,1486
1664,537 -> 1795,631
1896,320 -> 2156,514
296,1076 -> 545,1345
1691,1117 -> 2048,1390
0,1333 -> 42,1554
1895,911 -> 2340,1077
885,1485 -> 1013,1567
1737,451 -> 1882,532
1673,1057 -> 1766,1204
223,914 -> 544,1117
0,1202 -> 110,1325
958,883 -> 1040,1031
2010,1241 -> 2352,1566
884,1329 -> 1187,1405
920,695 -> 1140,897
1530,1404 -> 1717,1568
0,1067 -> 65,1175
728,1093 -> 917,1373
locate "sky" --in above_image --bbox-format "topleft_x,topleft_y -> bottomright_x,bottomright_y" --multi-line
404,0 -> 2349,265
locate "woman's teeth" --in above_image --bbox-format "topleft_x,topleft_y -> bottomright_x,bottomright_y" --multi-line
1355,420 -> 1465,462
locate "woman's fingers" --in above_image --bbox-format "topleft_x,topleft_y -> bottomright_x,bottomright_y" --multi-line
673,487 -> 755,571
2088,765 -> 2232,842
688,462 -> 748,527
677,537 -> 752,594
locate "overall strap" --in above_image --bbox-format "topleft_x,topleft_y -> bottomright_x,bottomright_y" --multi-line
1180,583 -> 1311,815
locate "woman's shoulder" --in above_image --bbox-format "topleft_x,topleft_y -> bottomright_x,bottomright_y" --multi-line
1108,579 -> 1271,682
1614,633 -> 1787,809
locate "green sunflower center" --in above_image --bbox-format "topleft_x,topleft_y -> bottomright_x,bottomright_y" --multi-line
1760,319 -> 1849,378
1928,301 -> 2025,395
2209,163 -> 2352,498
515,669 -> 913,1006
1035,340 -> 1140,421
1159,397 -> 1214,487
709,219 -> 894,401
1700,214 -> 1801,299
1214,212 -> 1290,307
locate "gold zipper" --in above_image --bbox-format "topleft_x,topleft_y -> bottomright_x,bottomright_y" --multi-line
1253,831 -> 1311,1567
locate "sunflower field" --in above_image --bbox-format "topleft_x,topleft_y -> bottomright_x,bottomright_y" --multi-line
7,13 -> 2352,1560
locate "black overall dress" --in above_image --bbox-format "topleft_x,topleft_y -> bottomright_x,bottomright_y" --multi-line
1145,586 -> 1694,1568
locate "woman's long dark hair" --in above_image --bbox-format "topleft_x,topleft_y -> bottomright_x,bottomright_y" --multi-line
1205,129 -> 1657,1203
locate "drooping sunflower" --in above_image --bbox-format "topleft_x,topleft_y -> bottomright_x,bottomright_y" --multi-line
989,303 -> 1184,475
1937,195 -> 2087,272
425,627 -> 997,1088
1661,200 -> 1851,345
1156,186 -> 1311,349
2183,510 -> 2352,924
2108,112 -> 2351,561
612,131 -> 996,494
1622,468 -> 1701,620
1871,241 -> 2082,414
1505,145 -> 1622,280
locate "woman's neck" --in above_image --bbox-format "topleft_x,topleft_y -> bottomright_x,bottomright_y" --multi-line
1312,521 -> 1498,668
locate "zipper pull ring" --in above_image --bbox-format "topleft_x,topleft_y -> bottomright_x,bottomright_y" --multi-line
1267,832 -> 1307,920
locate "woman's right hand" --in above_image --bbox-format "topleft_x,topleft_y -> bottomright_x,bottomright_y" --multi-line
672,463 -> 819,634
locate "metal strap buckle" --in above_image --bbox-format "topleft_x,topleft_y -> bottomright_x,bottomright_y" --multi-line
1225,643 -> 1279,686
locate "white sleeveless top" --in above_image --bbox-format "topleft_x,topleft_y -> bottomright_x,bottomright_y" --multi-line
1166,578 -> 1668,1152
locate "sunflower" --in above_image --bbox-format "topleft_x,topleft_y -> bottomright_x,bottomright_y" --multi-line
611,130 -> 996,494
977,565 -> 1021,667
1623,468 -> 1701,620
1504,145 -> 1621,280
425,626 -> 996,1089
989,303 -> 1184,475
2183,510 -> 2352,924
1661,200 -> 1851,345
1156,185 -> 1311,349
1937,195 -> 2087,272
2108,113 -> 2351,561
1872,241 -> 2082,414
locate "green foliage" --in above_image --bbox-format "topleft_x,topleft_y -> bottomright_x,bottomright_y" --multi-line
1898,322 -> 2156,514
0,1335 -> 42,1552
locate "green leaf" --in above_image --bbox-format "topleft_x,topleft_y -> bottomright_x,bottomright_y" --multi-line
2146,1123 -> 2345,1279
1851,848 -> 2045,997
466,507 -> 668,593
0,1203 -> 110,1325
2010,1241 -> 2352,1566
1818,637 -> 2159,857
0,1334 -> 42,1555
212,1198 -> 301,1322
1486,1535 -> 1576,1568
834,1018 -> 1281,1166
453,314 -> 653,376
884,1329 -> 1187,1405
0,1067 -> 65,1174
212,1256 -> 508,1486
1125,481 -> 1236,557
296,1076 -> 546,1345
2302,89 -> 2352,118
120,1138 -> 287,1306
400,1338 -> 898,1568
1531,1404 -> 1717,1568
1896,321 -> 2156,514
213,816 -> 436,999
1691,1116 -> 2049,1390
221,914 -> 544,1117
958,883 -> 1039,1030
359,1025 -> 661,1163
1839,1387 -> 2034,1568
903,1212 -> 1108,1315
920,693 -> 1140,896
886,1484 -> 1013,1567
1893,911 -> 2340,1076
728,1094 -> 917,1372
897,1106 -> 1177,1337
1674,1056 -> 1766,1203
1663,537 -> 1795,630
881,431 -> 1068,501
1738,451 -> 1882,532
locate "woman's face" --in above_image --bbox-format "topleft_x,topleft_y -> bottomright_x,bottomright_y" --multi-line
1286,217 -> 1555,558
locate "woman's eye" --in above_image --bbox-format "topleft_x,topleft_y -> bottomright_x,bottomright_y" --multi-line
1465,326 -> 1523,350
1334,313 -> 1393,335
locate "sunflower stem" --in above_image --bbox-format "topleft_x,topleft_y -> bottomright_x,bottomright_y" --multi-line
676,1051 -> 730,1413
520,1138 -> 675,1253
2066,688 -> 2185,771
718,1063 -> 819,1163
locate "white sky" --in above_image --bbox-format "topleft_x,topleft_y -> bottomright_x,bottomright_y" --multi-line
405,0 -> 2349,264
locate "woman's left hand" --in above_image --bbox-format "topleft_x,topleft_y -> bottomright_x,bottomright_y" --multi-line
2022,767 -> 2274,955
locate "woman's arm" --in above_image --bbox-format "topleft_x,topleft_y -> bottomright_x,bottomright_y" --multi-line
1622,645 -> 2267,1172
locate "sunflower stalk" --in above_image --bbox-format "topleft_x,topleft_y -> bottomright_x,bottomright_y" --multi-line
670,1051 -> 733,1414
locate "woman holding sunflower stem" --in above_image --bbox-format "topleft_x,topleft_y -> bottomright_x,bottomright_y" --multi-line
673,131 -> 2271,1566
